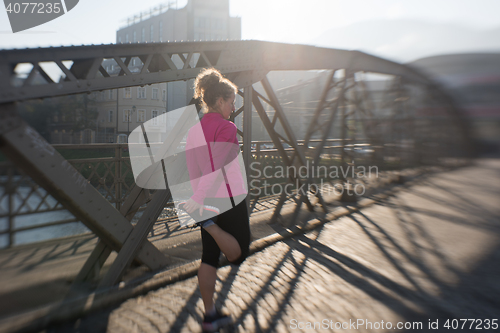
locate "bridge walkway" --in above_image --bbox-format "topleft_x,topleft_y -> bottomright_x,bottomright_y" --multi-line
0,194 -> 286,319
43,159 -> 500,332
0,159 -> 407,325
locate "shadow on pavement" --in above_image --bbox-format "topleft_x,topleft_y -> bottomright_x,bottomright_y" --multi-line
45,163 -> 500,332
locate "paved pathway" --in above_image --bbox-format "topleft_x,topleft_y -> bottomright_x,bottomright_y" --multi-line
51,160 -> 500,332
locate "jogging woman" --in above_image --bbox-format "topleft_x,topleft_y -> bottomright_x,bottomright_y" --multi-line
182,68 -> 250,332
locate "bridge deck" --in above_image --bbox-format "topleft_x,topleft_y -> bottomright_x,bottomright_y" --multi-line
1,160 -> 499,332
57,159 -> 500,332
0,195 -> 286,319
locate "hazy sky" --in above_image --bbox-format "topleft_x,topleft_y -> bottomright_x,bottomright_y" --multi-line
1,0 -> 499,58
234,0 -> 500,44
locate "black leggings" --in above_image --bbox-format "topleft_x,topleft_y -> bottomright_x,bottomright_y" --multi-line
201,196 -> 250,268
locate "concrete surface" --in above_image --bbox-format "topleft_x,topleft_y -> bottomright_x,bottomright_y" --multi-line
43,159 -> 500,332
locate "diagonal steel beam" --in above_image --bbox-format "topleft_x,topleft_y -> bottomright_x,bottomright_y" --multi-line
114,56 -> 132,76
303,70 -> 337,148
72,185 -> 152,284
288,73 -> 348,224
96,97 -> 204,285
23,63 -> 38,87
36,64 -> 55,84
252,89 -> 315,223
261,76 -> 308,167
260,76 -> 324,223
55,59 -> 77,82
85,58 -> 104,80
140,54 -> 154,74
99,188 -> 172,288
160,53 -> 177,71
200,51 -> 212,67
183,52 -> 194,70
0,104 -> 168,271
74,97 -> 201,284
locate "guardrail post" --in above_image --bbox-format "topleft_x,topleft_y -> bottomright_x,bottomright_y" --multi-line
243,87 -> 252,209
256,142 -> 261,166
7,166 -> 14,248
115,145 -> 122,210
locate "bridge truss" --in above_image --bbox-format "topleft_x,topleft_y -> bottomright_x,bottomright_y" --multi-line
0,40 -> 471,289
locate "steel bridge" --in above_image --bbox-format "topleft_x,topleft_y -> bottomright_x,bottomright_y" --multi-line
0,40 -> 471,331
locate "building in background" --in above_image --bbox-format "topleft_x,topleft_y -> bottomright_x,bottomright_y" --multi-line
117,0 -> 241,44
116,0 -> 241,111
86,0 -> 242,143
94,82 -> 168,143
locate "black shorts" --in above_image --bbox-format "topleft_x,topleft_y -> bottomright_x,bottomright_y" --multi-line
201,195 -> 250,268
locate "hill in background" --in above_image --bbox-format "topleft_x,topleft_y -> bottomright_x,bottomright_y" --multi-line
309,19 -> 500,63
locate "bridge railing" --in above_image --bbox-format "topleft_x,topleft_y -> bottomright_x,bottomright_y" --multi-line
0,141 -> 254,247
0,137 -> 401,249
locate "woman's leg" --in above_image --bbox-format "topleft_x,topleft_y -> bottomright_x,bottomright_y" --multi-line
198,197 -> 249,317
198,262 -> 217,313
203,224 -> 241,262
199,224 -> 238,318
211,197 -> 250,265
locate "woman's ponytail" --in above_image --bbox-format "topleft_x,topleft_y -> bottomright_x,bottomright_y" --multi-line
194,68 -> 237,112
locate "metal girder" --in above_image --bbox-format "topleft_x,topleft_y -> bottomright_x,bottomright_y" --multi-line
303,70 -> 338,148
0,108 -> 169,271
73,240 -> 111,284
290,71 -> 347,219
72,185 -> 153,284
242,86 -> 253,210
261,77 -> 309,167
73,96 -> 202,284
99,189 -> 172,288
251,92 -> 290,220
0,41 -> 435,104
260,76 -> 328,224
251,82 -> 318,224
95,98 -> 203,286
0,40 -> 473,291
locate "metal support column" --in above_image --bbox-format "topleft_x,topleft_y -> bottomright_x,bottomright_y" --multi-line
242,87 -> 253,209
251,89 -> 315,224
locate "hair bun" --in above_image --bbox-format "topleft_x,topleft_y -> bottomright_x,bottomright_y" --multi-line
193,68 -> 237,111
194,68 -> 222,100
198,71 -> 221,91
